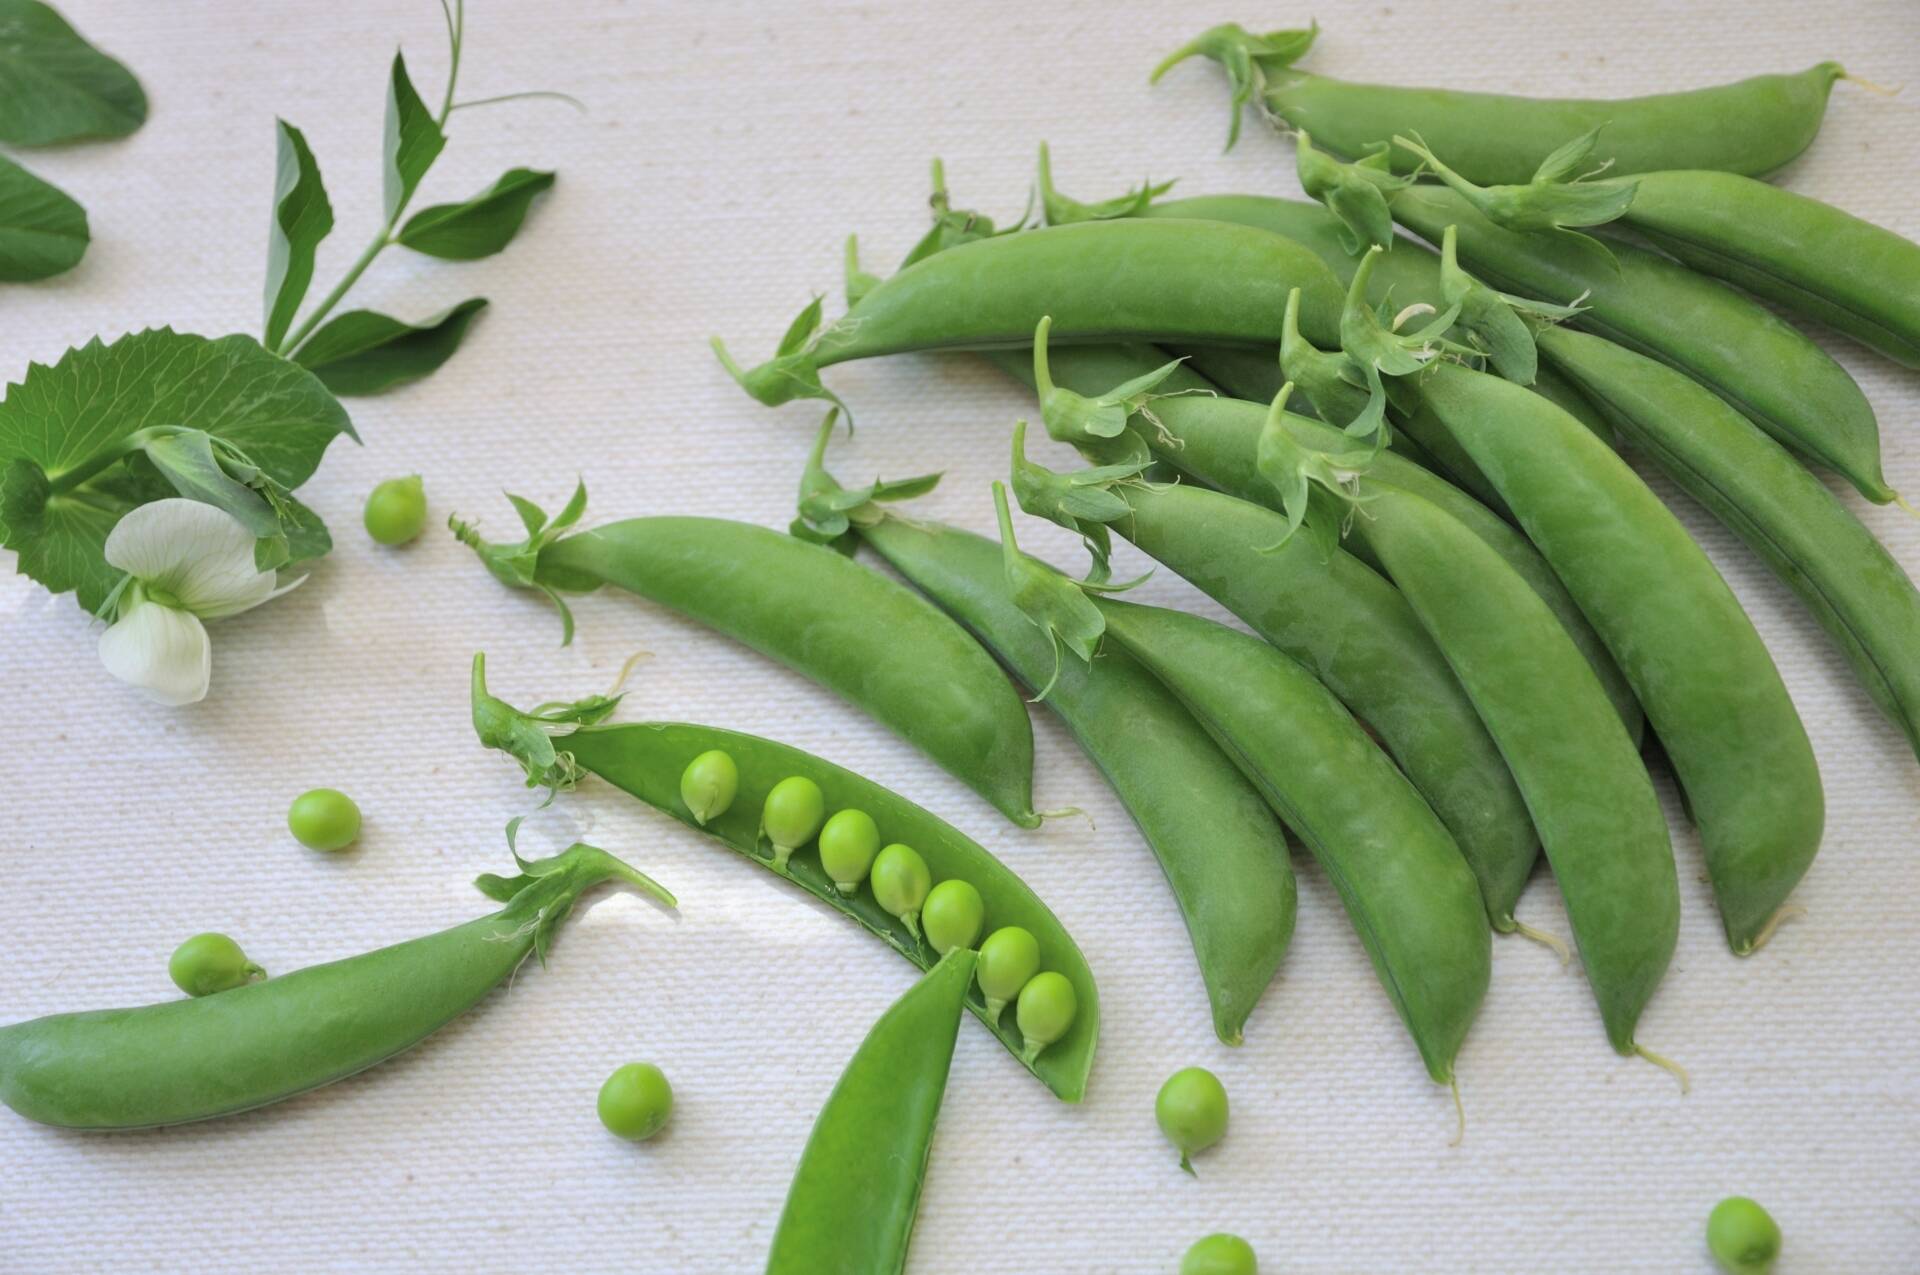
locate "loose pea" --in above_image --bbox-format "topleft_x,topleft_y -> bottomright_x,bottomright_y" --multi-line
679,749 -> 739,826
1015,970 -> 1077,1064
1708,1197 -> 1781,1274
597,1062 -> 673,1141
168,933 -> 265,998
922,879 -> 984,955
1157,1066 -> 1229,1175
817,808 -> 881,895
363,475 -> 427,546
1181,1233 -> 1257,1275
762,776 -> 825,873
288,788 -> 361,852
976,925 -> 1041,1023
871,843 -> 932,940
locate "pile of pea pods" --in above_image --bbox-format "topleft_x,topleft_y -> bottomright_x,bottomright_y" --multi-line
7,21 -> 1910,1274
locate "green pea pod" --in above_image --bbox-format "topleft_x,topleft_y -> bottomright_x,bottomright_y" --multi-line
1620,170 -> 1920,369
453,485 -> 1040,828
471,657 -> 1098,1100
1413,363 -> 1824,953
1092,597 -> 1490,1087
0,844 -> 672,1130
982,341 -> 1645,745
1540,326 -> 1920,764
1389,184 -> 1890,504
846,502 -> 1295,1044
766,949 -> 976,1275
1154,22 -> 1843,182
712,219 -> 1345,409
1359,480 -> 1677,1057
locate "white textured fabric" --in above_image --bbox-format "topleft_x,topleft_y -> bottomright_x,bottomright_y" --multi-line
3,2 -> 1918,1271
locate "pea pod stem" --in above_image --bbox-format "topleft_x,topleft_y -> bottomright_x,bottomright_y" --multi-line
0,842 -> 669,1131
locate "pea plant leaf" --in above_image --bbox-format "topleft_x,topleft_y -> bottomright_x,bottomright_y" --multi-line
397,168 -> 554,260
0,328 -> 353,610
263,119 -> 334,350
791,410 -> 940,551
291,298 -> 488,395
0,0 -> 146,146
0,153 -> 87,281
384,50 -> 445,221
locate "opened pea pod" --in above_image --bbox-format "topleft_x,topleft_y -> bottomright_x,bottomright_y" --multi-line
451,483 -> 1041,829
0,843 -> 672,1130
470,654 -> 1098,1100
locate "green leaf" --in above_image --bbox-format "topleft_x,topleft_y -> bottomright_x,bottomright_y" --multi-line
0,328 -> 353,609
262,120 -> 334,351
384,50 -> 445,221
0,0 -> 146,146
0,153 -> 86,281
292,298 -> 488,396
140,430 -> 280,539
397,168 -> 554,260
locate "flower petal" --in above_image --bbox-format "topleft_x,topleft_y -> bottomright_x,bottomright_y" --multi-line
98,601 -> 212,706
103,498 -> 277,618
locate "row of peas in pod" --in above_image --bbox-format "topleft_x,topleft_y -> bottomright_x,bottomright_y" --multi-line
679,749 -> 1078,1061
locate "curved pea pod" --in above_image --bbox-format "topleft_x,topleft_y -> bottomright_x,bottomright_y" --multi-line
1414,362 -> 1824,953
471,656 -> 1098,1100
1096,598 -> 1490,1086
0,844 -> 671,1130
1154,22 -> 1843,182
981,340 -> 1644,743
849,507 -> 1294,1044
453,485 -> 1039,828
766,949 -> 975,1275
1620,170 -> 1920,369
1359,480 -> 1677,1055
1389,184 -> 1890,504
712,219 -> 1345,409
1541,325 -> 1920,764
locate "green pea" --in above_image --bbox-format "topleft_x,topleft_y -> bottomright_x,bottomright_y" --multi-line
761,776 -> 825,873
817,808 -> 881,895
597,1061 -> 673,1141
1014,970 -> 1077,1064
1157,1066 -> 1228,1175
1181,1233 -> 1257,1275
288,788 -> 361,852
363,475 -> 427,546
679,749 -> 739,826
922,878 -> 984,955
168,933 -> 265,998
871,843 -> 931,940
1708,1196 -> 1781,1274
976,925 -> 1040,1023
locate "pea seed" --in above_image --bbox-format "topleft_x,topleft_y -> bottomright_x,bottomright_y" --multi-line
1181,1232 -> 1257,1275
761,776 -> 825,873
288,788 -> 361,852
679,749 -> 738,826
976,925 -> 1040,1023
1707,1196 -> 1781,1274
922,879 -> 984,955
363,475 -> 427,546
598,1062 -> 673,1142
817,808 -> 880,895
168,933 -> 265,998
871,843 -> 931,940
1156,1066 -> 1228,1175
1015,970 -> 1077,1064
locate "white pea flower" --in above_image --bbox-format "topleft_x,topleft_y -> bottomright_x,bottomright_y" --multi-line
97,499 -> 303,705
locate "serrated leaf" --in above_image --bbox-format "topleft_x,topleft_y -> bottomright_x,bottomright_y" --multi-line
384,51 -> 445,221
0,328 -> 353,609
0,454 -> 47,539
291,298 -> 488,396
397,168 -> 554,260
0,153 -> 86,281
0,0 -> 146,146
262,120 -> 333,350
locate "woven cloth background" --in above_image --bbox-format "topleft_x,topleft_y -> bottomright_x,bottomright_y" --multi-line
2,2 -> 1918,1271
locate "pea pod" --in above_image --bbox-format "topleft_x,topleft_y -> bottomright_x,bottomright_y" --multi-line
1358,479 -> 1677,1057
806,465 -> 1293,1045
1539,325 -> 1920,762
765,949 -> 975,1275
471,656 -> 1098,1100
1154,21 -> 1843,182
453,483 -> 1040,828
0,843 -> 672,1130
712,219 -> 1345,409
1090,596 -> 1489,1086
1412,362 -> 1824,953
1618,171 -> 1920,369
